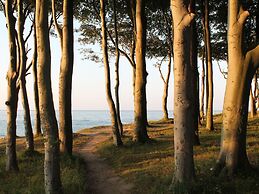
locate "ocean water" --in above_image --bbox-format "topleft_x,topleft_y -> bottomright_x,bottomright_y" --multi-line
0,110 -> 172,137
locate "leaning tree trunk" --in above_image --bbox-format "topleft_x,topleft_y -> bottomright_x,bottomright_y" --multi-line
204,0 -> 214,131
32,22 -> 41,136
170,0 -> 195,188
35,0 -> 63,192
17,0 -> 34,151
100,0 -> 123,146
113,0 -> 124,136
5,0 -> 19,172
134,0 -> 149,143
58,0 -> 74,155
214,0 -> 258,176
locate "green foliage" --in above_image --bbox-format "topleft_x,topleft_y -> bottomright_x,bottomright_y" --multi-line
97,116 -> 259,194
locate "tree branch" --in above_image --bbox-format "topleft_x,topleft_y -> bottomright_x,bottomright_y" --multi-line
51,0 -> 63,40
216,60 -> 227,79
24,22 -> 33,43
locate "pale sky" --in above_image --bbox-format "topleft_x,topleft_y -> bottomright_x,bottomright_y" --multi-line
0,14 -> 226,112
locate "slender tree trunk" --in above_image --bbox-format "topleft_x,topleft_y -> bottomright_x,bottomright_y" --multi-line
170,0 -> 195,187
5,0 -> 19,172
161,55 -> 171,121
254,73 -> 258,113
59,0 -> 74,155
200,48 -> 205,123
32,23 -> 42,136
191,19 -> 201,146
113,0 -> 123,136
204,0 -> 214,131
214,0 -> 256,176
250,88 -> 256,117
134,0 -> 149,143
130,0 -> 137,99
17,0 -> 34,151
100,0 -> 123,146
256,0 -> 259,42
35,0 -> 63,192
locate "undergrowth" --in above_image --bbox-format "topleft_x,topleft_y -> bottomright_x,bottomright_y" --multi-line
97,116 -> 259,194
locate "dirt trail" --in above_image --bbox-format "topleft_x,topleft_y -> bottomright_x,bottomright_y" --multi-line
76,127 -> 133,194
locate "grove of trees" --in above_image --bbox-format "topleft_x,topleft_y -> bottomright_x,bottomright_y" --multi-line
1,0 -> 259,193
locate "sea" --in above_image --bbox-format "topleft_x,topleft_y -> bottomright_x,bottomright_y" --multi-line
0,110 -> 173,137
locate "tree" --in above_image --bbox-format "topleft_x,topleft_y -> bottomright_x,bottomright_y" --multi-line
191,11 -> 201,146
215,0 -> 259,176
5,0 -> 19,172
52,0 -> 74,154
35,0 -> 63,192
17,0 -> 34,151
112,0 -> 124,136
134,0 -> 149,142
202,0 -> 214,131
32,19 -> 42,136
152,6 -> 172,121
100,0 -> 123,146
170,0 -> 195,188
199,48 -> 205,123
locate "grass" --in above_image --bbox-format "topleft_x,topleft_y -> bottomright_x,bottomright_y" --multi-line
0,133 -> 89,194
97,115 -> 259,194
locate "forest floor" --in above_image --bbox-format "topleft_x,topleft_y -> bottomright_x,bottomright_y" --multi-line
82,115 -> 259,194
0,115 -> 259,193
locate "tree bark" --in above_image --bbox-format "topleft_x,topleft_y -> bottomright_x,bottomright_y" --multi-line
215,1 -> 255,176
203,0 -> 214,131
58,0 -> 74,155
17,0 -> 34,151
100,0 -> 123,146
250,88 -> 256,117
134,0 -> 149,143
191,19 -> 201,146
160,11 -> 173,121
170,0 -> 195,187
35,0 -> 63,192
32,21 -> 42,136
160,55 -> 171,121
113,0 -> 123,136
200,48 -> 205,123
5,0 -> 19,172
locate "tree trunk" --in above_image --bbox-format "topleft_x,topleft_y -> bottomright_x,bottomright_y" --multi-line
5,0 -> 19,172
161,55 -> 171,121
170,0 -> 195,187
250,88 -> 256,118
35,0 -> 63,192
134,0 -> 149,143
113,0 -> 123,136
100,0 -> 123,146
204,0 -> 214,131
32,22 -> 42,136
17,0 -> 34,151
191,19 -> 201,146
200,48 -> 205,123
160,11 -> 173,121
130,0 -> 137,99
256,0 -> 259,42
215,0 -> 254,176
59,0 -> 74,155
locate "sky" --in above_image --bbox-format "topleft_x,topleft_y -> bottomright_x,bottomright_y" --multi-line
0,14 -> 227,112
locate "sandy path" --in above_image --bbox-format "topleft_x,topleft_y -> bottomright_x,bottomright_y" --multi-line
76,127 -> 133,194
